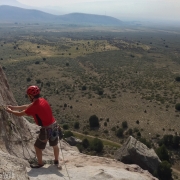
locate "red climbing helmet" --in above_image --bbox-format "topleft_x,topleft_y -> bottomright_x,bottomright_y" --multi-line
26,85 -> 40,96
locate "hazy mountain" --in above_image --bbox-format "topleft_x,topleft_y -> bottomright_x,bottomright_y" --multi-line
0,5 -> 123,25
60,13 -> 122,25
0,5 -> 58,23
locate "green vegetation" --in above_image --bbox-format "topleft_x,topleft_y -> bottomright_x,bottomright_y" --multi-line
1,23 -> 180,174
89,115 -> 99,128
64,131 -> 73,138
156,161 -> 172,180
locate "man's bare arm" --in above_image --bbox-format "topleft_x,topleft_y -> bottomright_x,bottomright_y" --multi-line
7,104 -> 32,111
6,107 -> 26,117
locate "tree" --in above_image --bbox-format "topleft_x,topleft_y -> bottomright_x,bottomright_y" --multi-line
139,138 -> 151,148
172,136 -> 180,149
157,161 -> 172,180
175,103 -> 180,111
156,145 -> 170,162
175,76 -> 180,82
116,128 -> 124,138
82,85 -> 87,90
63,124 -> 69,130
89,115 -> 99,128
26,77 -> 31,82
82,138 -> 89,148
90,138 -> 103,153
122,121 -> 128,128
74,122 -> 80,129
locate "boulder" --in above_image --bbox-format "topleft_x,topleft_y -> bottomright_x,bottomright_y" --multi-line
65,136 -> 82,146
114,136 -> 161,174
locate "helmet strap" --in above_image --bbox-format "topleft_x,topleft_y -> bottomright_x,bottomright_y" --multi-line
28,95 -> 35,102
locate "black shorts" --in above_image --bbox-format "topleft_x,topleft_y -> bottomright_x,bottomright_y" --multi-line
34,126 -> 58,150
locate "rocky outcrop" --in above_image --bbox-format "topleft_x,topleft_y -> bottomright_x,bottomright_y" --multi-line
0,150 -> 29,180
65,136 -> 82,146
0,66 -> 158,180
27,140 -> 158,180
114,136 -> 161,174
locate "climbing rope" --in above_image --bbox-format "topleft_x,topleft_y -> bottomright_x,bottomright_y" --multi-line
59,139 -> 71,180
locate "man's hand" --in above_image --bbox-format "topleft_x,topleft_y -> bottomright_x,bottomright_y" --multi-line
6,105 -> 13,110
6,106 -> 13,113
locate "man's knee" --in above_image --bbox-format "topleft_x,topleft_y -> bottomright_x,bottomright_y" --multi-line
34,139 -> 47,150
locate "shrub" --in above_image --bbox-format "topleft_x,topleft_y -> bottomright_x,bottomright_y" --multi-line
76,144 -> 83,153
103,130 -> 108,134
26,77 -> 31,82
36,79 -> 41,84
137,132 -> 141,137
104,122 -> 107,126
156,145 -> 170,162
82,85 -> 87,90
64,131 -> 73,138
63,124 -> 69,130
157,161 -> 172,180
172,136 -> 180,149
175,76 -> 180,82
122,121 -> 128,128
42,58 -> 46,61
139,138 -> 151,148
89,115 -> 99,128
90,138 -> 103,153
98,89 -> 104,95
82,138 -> 89,148
116,128 -> 124,138
136,120 -> 139,124
35,61 -> 40,64
159,135 -> 173,147
111,127 -> 116,131
175,103 -> 180,111
74,122 -> 80,129
128,128 -> 133,135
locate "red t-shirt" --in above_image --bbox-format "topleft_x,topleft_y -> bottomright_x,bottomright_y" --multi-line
25,98 -> 56,127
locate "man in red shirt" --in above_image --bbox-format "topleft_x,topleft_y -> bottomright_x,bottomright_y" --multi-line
6,85 -> 61,168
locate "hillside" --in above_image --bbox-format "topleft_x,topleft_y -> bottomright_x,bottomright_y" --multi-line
0,5 -> 123,25
0,65 -> 158,180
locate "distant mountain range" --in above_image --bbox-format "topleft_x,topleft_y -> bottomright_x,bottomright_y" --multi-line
0,5 -> 123,26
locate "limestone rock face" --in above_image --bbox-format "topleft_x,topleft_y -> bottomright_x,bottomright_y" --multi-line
0,150 -> 29,180
0,66 -> 34,159
114,136 -> 161,174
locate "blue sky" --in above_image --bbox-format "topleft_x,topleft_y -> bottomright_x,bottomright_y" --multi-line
11,0 -> 180,22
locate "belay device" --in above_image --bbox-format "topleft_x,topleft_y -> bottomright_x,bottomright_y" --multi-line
50,125 -> 64,141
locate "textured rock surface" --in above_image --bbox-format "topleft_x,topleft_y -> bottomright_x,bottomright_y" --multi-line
0,150 -> 29,180
27,140 -> 158,180
114,136 -> 161,173
0,66 -> 158,180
